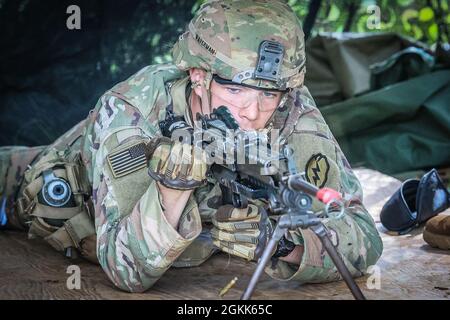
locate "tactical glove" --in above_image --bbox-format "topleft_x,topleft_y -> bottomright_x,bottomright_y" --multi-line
211,204 -> 274,261
147,135 -> 208,190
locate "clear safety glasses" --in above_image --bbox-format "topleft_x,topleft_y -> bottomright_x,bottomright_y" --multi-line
210,79 -> 288,113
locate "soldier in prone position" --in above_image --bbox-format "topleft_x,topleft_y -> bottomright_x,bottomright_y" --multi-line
0,0 -> 383,293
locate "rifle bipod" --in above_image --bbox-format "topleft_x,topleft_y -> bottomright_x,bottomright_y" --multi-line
241,212 -> 366,300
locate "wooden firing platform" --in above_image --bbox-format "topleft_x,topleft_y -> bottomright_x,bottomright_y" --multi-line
1,168 -> 449,300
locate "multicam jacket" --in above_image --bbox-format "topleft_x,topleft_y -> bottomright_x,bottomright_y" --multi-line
76,63 -> 383,292
5,63 -> 380,292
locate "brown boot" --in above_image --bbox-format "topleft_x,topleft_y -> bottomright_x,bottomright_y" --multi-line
423,214 -> 450,250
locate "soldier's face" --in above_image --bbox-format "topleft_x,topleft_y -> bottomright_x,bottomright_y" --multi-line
189,68 -> 282,130
209,80 -> 282,130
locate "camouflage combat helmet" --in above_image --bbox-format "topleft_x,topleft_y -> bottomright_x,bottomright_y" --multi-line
172,0 -> 306,91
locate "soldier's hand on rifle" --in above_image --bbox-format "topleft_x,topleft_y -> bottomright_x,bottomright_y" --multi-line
147,131 -> 208,190
211,204 -> 274,261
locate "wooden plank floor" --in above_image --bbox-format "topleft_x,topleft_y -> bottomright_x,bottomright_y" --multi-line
0,169 -> 449,300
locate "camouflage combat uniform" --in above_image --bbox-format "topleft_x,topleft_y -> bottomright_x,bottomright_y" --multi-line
0,63 -> 383,292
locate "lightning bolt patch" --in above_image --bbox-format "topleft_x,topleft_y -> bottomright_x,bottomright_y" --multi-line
305,153 -> 330,188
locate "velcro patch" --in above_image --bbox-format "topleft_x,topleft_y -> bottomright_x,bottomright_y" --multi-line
305,153 -> 330,188
107,142 -> 149,178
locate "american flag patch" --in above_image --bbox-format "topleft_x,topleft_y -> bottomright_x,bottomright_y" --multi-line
107,142 -> 148,178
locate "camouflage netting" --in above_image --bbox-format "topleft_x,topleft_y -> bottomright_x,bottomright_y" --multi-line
0,0 -> 195,146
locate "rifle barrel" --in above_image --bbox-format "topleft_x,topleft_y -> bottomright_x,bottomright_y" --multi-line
287,175 -> 319,196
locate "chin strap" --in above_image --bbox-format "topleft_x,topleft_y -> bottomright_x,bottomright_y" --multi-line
200,71 -> 213,116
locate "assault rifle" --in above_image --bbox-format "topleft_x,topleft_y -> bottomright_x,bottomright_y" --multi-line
196,106 -> 366,300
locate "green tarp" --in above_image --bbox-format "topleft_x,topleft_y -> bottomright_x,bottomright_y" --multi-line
305,33 -> 450,175
322,69 -> 450,175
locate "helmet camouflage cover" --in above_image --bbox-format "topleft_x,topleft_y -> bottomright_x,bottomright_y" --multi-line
172,0 -> 306,90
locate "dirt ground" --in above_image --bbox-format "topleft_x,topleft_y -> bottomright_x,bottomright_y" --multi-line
0,168 -> 449,300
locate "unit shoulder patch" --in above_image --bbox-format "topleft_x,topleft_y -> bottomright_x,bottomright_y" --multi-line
305,153 -> 330,188
107,142 -> 149,178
